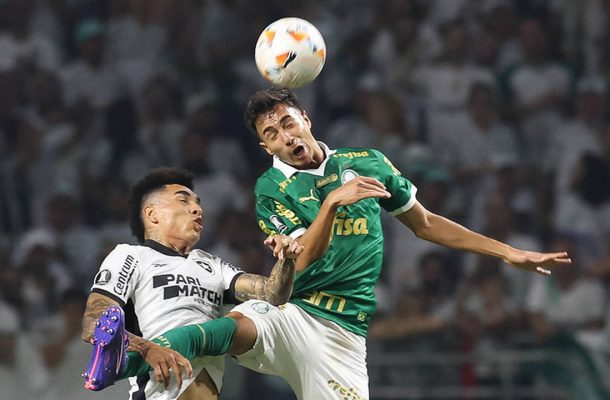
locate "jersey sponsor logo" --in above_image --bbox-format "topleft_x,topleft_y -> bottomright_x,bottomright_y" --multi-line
315,173 -> 338,188
250,301 -> 270,314
357,311 -> 367,322
94,269 -> 112,285
340,169 -> 359,184
327,379 -> 365,400
273,201 -> 301,224
195,260 -> 214,274
332,151 -> 369,159
113,255 -> 137,296
333,212 -> 369,236
304,290 -> 346,313
298,189 -> 319,204
152,274 -> 222,305
269,215 -> 288,233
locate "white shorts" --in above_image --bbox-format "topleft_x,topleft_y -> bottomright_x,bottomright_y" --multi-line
128,355 -> 224,399
231,300 -> 369,400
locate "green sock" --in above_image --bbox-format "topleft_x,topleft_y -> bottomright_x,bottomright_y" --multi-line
118,317 -> 238,379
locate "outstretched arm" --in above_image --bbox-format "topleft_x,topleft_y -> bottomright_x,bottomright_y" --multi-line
234,234 -> 303,305
293,176 -> 391,271
82,292 -> 192,388
397,201 -> 572,275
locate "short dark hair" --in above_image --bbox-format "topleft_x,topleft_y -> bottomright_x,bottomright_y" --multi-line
243,88 -> 303,135
129,167 -> 195,243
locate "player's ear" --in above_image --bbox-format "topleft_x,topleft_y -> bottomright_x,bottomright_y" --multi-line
143,204 -> 158,224
260,141 -> 273,156
301,110 -> 312,128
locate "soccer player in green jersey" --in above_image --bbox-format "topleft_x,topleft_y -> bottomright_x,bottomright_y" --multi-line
93,88 -> 571,399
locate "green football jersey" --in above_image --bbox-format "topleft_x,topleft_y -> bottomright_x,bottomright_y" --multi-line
254,144 -> 417,337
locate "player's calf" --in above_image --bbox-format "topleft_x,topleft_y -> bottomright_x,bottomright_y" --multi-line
82,305 -> 129,391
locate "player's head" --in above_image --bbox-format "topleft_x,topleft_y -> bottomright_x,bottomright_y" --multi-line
244,88 -> 324,169
129,168 -> 202,251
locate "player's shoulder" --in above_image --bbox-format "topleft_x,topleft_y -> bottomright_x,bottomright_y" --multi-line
100,243 -> 145,270
255,168 -> 291,196
190,248 -> 244,274
331,147 -> 385,162
108,243 -> 143,257
189,248 -> 218,262
332,146 -> 381,157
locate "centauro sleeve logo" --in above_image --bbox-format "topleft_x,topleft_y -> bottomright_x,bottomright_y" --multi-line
273,200 -> 301,224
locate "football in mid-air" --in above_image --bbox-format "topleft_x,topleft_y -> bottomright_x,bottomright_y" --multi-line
255,17 -> 326,89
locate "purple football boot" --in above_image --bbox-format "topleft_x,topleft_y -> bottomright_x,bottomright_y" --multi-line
83,305 -> 129,391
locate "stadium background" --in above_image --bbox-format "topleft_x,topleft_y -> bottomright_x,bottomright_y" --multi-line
1,0 -> 610,399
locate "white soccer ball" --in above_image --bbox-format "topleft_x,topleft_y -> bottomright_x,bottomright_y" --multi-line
255,17 -> 326,89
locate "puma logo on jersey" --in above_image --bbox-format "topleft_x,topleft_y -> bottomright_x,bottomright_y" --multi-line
299,189 -> 319,203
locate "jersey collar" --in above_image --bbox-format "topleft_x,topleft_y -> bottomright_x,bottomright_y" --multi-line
144,239 -> 187,258
272,141 -> 337,178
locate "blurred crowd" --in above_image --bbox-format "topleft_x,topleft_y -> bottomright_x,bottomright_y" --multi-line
1,0 -> 610,398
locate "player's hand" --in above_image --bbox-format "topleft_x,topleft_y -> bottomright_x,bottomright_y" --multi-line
326,176 -> 391,207
504,249 -> 571,275
264,234 -> 304,260
141,341 -> 193,389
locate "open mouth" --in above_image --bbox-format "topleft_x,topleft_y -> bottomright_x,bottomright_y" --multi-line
194,218 -> 203,230
293,145 -> 305,157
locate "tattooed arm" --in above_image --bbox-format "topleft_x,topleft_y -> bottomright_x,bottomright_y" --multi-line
81,292 -> 193,388
81,292 -> 118,343
233,235 -> 302,306
81,292 -> 157,352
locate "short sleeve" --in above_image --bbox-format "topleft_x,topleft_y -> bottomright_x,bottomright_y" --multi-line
90,244 -> 140,307
219,259 -> 244,290
372,149 -> 418,215
256,194 -> 307,238
219,258 -> 245,305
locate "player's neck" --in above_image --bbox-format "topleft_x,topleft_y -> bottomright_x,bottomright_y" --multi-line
301,142 -> 325,169
146,233 -> 191,256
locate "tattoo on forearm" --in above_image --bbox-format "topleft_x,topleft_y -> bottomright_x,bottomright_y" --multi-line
81,294 -> 118,342
128,332 -> 153,354
235,258 -> 295,305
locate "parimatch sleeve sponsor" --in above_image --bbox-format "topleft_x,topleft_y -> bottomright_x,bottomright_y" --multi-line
255,194 -> 306,237
371,149 -> 418,215
90,244 -> 140,306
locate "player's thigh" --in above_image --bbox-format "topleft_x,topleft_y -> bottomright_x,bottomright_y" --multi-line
230,301 -> 369,399
177,368 -> 218,400
301,317 -> 369,399
229,301 -> 308,376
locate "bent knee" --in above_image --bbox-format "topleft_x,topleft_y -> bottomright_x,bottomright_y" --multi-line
226,312 -> 257,355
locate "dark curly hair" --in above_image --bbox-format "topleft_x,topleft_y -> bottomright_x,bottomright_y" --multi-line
128,167 -> 195,243
243,88 -> 303,136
